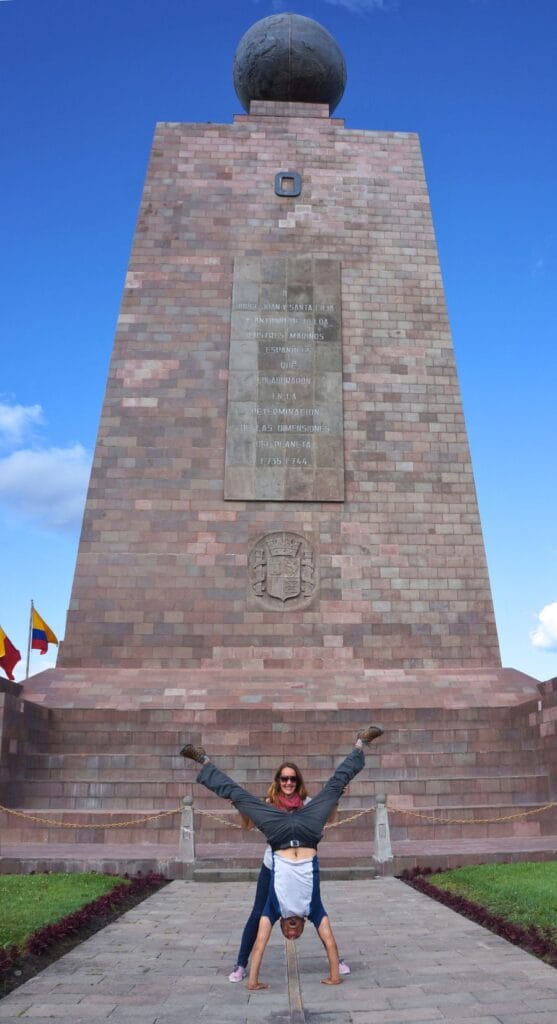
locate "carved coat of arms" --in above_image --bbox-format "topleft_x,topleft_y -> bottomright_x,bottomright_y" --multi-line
248,532 -> 317,606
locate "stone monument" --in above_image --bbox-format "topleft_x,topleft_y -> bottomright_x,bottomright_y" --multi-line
5,15 -> 551,875
53,12 -> 503,678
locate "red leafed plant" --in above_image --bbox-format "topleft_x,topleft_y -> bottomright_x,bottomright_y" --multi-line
1,871 -> 166,995
400,865 -> 557,969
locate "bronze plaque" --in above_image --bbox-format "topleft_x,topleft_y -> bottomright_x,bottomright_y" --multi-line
224,256 -> 344,501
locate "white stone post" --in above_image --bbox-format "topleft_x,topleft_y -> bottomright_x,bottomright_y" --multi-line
179,795 -> 195,863
373,793 -> 393,864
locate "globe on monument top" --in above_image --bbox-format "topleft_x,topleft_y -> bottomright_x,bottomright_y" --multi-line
233,13 -> 347,114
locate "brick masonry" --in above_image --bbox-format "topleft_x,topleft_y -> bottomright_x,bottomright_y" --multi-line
59,100 -> 501,674
6,100 -> 553,869
3,677 -> 556,858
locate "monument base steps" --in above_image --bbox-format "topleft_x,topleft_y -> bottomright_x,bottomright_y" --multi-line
2,839 -> 557,878
2,672 -> 557,873
18,665 -> 542,710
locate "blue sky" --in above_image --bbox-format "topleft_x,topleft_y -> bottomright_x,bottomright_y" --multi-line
1,0 -> 556,681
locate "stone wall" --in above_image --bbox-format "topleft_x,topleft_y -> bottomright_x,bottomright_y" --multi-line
60,101 -> 500,671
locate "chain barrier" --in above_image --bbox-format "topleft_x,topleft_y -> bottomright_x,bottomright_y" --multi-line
2,799 -> 557,832
0,804 -> 180,829
324,807 -> 375,829
197,809 -> 243,830
194,806 -> 376,831
391,801 -> 557,825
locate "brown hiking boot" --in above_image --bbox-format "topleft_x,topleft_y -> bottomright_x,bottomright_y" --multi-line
357,725 -> 384,745
179,743 -> 207,764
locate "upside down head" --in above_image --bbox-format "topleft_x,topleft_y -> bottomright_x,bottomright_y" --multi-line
280,916 -> 305,940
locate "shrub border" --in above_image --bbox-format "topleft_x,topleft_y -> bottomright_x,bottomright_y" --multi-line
400,865 -> 557,969
0,870 -> 166,998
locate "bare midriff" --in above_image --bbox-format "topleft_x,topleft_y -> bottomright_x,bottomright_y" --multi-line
276,847 -> 316,860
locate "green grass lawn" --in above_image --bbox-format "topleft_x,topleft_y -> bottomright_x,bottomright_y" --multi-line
427,861 -> 557,938
0,873 -> 130,949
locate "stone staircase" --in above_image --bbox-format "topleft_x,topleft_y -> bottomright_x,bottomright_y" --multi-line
2,676 -> 557,874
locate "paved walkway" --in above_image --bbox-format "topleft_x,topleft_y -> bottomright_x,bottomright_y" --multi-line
1,878 -> 557,1023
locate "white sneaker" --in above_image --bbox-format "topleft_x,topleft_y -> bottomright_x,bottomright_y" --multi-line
228,965 -> 247,982
339,959 -> 351,975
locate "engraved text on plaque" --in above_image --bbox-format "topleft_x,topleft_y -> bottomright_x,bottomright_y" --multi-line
224,255 -> 344,501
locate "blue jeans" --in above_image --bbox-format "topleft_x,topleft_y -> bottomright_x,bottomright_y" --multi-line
263,854 -> 327,929
235,856 -> 328,965
235,863 -> 271,968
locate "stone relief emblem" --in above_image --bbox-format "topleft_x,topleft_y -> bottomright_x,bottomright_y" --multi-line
248,532 -> 317,607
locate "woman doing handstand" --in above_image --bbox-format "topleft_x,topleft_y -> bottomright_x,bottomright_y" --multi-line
228,760 -> 349,982
180,724 -> 383,990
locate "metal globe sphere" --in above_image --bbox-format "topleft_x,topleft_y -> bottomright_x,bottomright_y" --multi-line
233,14 -> 346,114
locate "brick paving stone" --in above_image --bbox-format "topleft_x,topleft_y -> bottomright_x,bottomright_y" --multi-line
350,1019 -> 502,1024
1,878 -> 557,1023
0,1000 -> 34,1018
495,1017 -> 557,1024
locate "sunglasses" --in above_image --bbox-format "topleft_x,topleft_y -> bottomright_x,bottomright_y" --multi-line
279,775 -> 298,783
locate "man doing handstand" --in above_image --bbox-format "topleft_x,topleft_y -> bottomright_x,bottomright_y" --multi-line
180,724 -> 383,990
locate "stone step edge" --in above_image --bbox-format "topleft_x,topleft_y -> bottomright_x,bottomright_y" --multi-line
2,800 -> 551,820
26,710 -> 536,721
21,747 -> 543,757
13,796 -> 549,806
12,770 -> 549,783
28,721 -> 538,732
192,865 -> 378,881
3,799 -> 550,810
0,807 -> 176,817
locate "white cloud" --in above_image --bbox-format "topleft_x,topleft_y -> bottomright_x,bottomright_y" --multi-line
0,444 -> 91,531
254,0 -> 390,11
13,651 -> 58,683
323,0 -> 390,12
253,1 -> 392,18
530,602 -> 557,652
0,401 -> 44,446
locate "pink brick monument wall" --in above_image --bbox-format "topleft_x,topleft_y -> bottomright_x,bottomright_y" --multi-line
11,21 -> 549,871
58,99 -> 500,674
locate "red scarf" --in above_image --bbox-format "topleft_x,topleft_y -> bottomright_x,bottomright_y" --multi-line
274,792 -> 304,812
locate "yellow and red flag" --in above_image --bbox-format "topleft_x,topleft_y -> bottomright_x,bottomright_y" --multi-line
0,626 -> 21,680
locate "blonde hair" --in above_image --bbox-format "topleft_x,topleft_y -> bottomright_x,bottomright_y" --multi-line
266,761 -> 308,805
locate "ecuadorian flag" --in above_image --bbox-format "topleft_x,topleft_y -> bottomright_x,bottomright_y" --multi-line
31,609 -> 58,655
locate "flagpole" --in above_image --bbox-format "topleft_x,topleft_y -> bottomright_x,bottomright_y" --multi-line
25,599 -> 34,680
